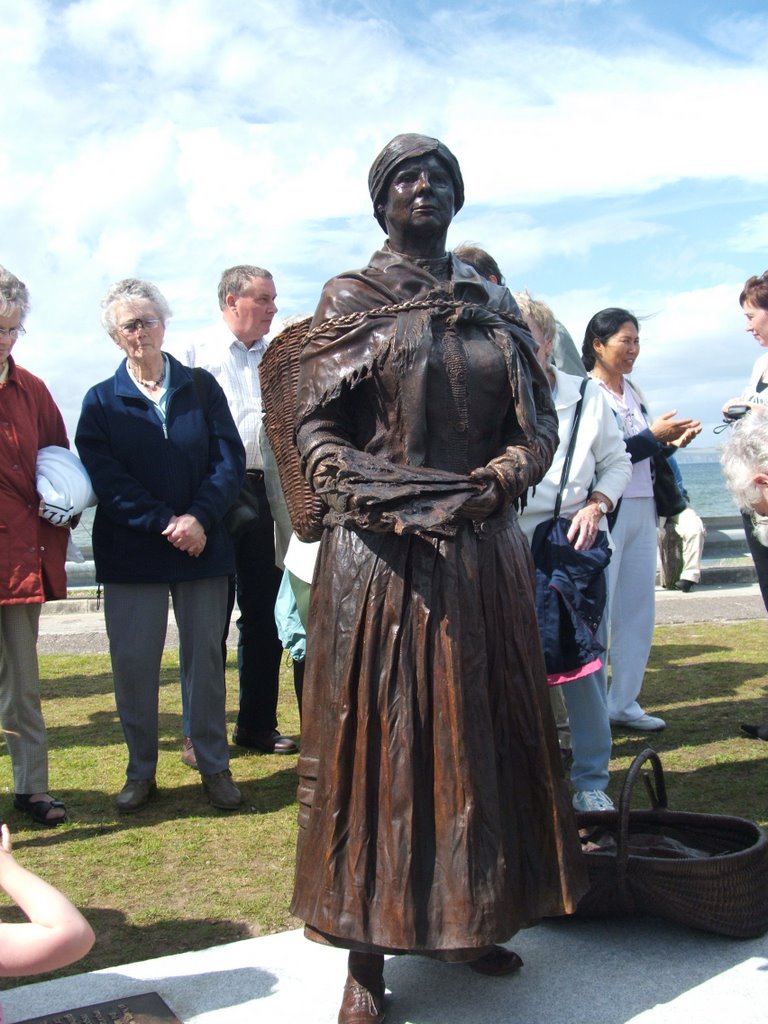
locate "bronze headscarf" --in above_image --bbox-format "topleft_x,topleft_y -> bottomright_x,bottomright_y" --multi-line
368,133 -> 465,230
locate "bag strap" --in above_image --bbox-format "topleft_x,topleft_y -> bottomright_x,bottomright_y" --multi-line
191,367 -> 209,421
553,378 -> 588,519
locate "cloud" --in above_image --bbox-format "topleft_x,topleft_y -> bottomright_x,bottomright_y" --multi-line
548,281 -> 757,436
2,0 -> 767,446
729,214 -> 768,254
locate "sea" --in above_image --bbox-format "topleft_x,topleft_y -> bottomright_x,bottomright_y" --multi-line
673,454 -> 738,518
68,455 -> 736,570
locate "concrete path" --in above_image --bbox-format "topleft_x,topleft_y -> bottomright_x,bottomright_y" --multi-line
37,580 -> 767,656
3,919 -> 767,1023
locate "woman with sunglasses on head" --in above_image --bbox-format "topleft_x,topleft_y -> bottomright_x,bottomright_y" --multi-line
722,271 -> 768,617
583,308 -> 700,734
76,279 -> 245,814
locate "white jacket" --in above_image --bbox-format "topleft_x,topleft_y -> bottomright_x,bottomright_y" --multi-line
519,368 -> 632,543
741,352 -> 768,405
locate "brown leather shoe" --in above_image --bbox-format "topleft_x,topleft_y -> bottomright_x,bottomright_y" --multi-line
201,769 -> 242,810
181,736 -> 198,768
338,977 -> 385,1023
468,945 -> 523,976
232,727 -> 298,754
116,778 -> 157,813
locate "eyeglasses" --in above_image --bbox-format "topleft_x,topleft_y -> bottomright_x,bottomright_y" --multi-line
0,325 -> 26,340
118,318 -> 161,336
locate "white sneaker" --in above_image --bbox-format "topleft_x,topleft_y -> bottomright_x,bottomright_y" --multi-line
610,713 -> 666,732
572,790 -> 615,812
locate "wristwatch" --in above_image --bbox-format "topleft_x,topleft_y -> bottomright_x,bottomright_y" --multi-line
591,499 -> 609,515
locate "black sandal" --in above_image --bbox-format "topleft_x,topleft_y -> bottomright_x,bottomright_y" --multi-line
13,794 -> 68,826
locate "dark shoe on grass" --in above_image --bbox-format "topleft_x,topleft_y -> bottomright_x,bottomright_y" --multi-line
740,722 -> 768,741
232,726 -> 298,754
116,778 -> 157,813
202,769 -> 242,810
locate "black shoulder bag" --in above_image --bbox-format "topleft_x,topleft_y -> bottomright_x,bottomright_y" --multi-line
530,379 -> 612,682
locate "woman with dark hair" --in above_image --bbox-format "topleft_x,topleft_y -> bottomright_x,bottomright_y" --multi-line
722,271 -> 768,617
291,134 -> 586,1023
582,308 -> 700,732
723,271 -> 768,420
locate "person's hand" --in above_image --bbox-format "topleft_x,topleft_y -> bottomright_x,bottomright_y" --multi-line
669,424 -> 702,449
162,515 -> 207,557
566,503 -> 604,551
38,501 -> 73,527
460,473 -> 501,520
649,410 -> 702,445
0,823 -> 11,855
460,482 -> 499,518
722,399 -> 756,419
722,398 -> 753,417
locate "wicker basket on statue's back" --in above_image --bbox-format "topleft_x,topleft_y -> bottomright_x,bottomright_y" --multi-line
259,316 -> 325,542
575,748 -> 768,938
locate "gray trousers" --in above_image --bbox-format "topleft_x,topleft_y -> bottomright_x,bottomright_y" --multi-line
104,578 -> 230,780
0,604 -> 49,794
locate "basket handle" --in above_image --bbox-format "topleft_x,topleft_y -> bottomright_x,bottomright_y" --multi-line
615,748 -> 668,904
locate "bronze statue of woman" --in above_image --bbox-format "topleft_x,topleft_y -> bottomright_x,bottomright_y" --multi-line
291,133 -> 587,1024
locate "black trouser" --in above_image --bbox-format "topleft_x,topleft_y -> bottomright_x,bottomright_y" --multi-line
233,474 -> 283,734
742,511 -> 768,614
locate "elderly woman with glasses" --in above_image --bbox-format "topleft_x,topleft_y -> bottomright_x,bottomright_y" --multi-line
721,407 -> 768,739
722,271 -> 768,616
76,279 -> 245,814
0,266 -> 70,827
290,134 -> 587,1024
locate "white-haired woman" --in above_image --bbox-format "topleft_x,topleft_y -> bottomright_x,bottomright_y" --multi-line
76,279 -> 246,813
0,265 -> 70,827
721,407 -> 768,740
722,271 -> 768,613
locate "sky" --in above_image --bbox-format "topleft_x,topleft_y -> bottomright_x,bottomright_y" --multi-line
2,0 -> 767,451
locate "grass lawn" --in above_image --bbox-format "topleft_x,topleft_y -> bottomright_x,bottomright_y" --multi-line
0,619 -> 766,990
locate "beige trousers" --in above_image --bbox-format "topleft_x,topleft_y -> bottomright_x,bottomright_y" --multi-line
0,604 -> 49,794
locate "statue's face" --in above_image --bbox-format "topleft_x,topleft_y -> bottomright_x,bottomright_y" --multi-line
379,153 -> 455,240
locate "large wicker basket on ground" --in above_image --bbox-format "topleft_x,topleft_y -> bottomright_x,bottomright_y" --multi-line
575,747 -> 768,938
259,317 -> 325,542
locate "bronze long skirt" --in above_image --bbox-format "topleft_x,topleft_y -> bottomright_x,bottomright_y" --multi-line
291,516 -> 587,954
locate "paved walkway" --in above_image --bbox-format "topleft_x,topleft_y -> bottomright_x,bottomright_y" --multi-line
37,580 -> 767,655
7,580 -> 765,1023
4,919 -> 767,1023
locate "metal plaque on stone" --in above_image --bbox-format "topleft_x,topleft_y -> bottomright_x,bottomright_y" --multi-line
13,990 -> 181,1024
